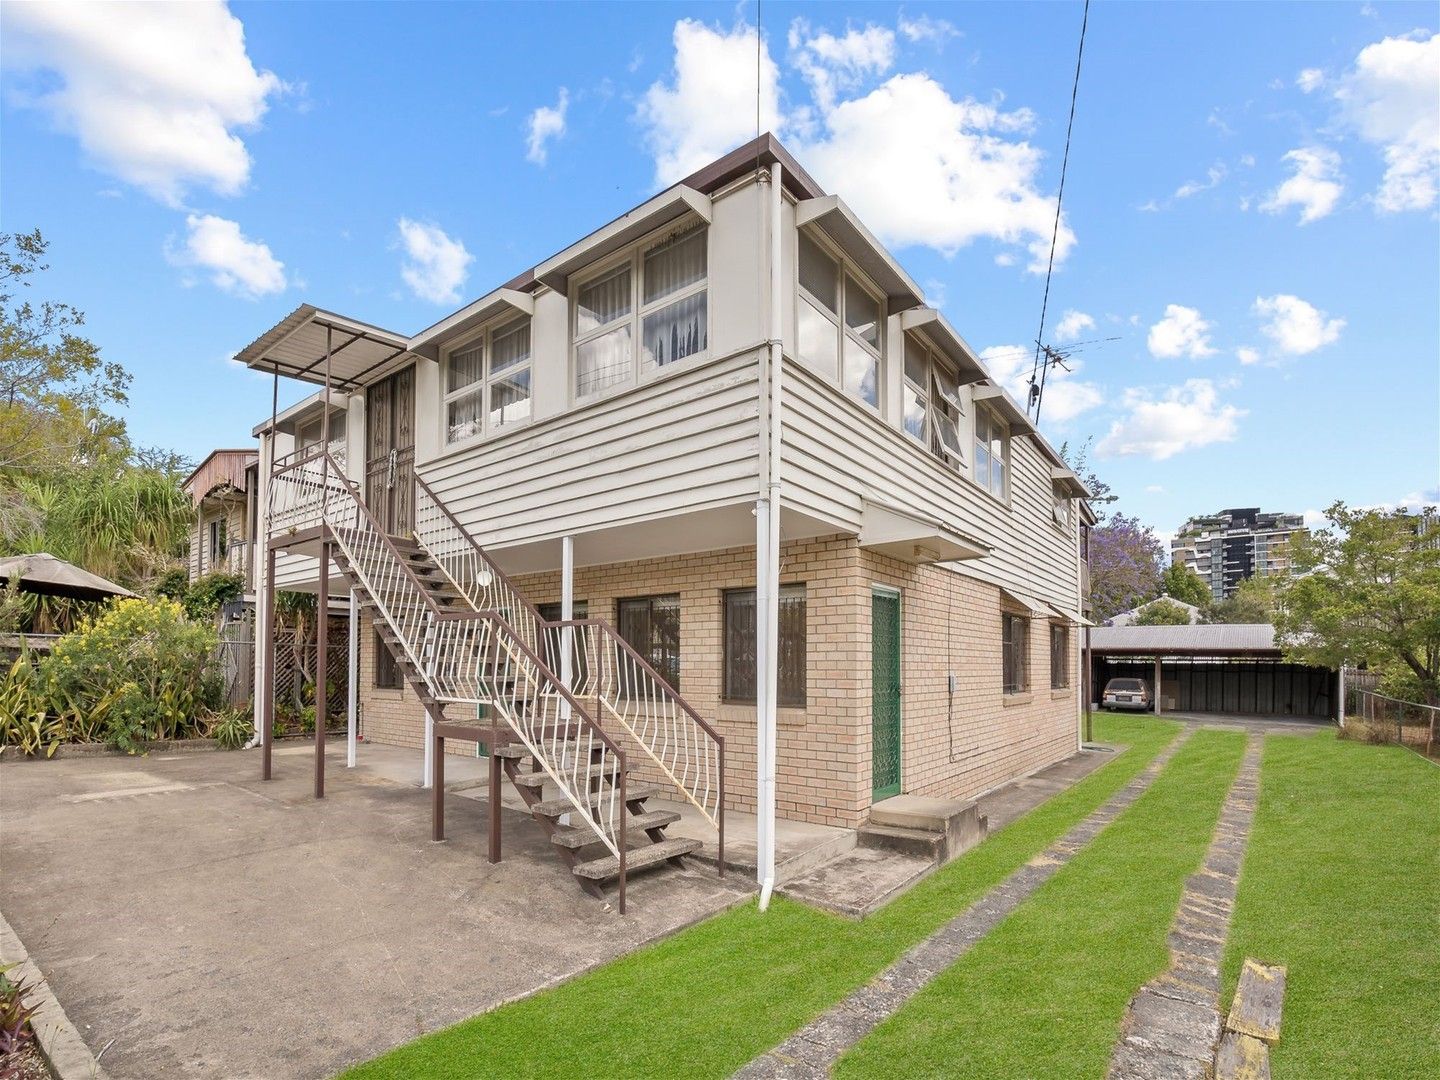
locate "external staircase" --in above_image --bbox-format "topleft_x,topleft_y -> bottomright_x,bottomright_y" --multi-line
264,449 -> 724,911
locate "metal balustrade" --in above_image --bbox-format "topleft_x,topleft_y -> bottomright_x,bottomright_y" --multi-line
413,477 -> 725,838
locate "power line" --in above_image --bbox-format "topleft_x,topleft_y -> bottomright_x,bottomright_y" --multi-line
1028,0 -> 1092,425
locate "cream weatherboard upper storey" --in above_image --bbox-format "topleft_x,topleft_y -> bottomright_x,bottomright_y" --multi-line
243,135 -> 1093,616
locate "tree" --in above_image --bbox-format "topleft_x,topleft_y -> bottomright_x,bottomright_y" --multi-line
1089,514 -> 1166,622
1,230 -> 131,472
1277,502 -> 1440,705
1161,562 -> 1211,609
1058,436 -> 1118,521
1208,575 -> 1276,625
1134,597 -> 1195,625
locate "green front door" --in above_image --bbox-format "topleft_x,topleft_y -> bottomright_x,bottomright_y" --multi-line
871,587 -> 902,800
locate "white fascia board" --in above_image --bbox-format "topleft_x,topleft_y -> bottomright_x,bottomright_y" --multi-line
534,185 -> 712,296
795,195 -> 925,312
899,307 -> 988,383
407,288 -> 535,357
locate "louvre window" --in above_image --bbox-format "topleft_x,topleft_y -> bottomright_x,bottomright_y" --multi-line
575,224 -> 708,399
1050,623 -> 1070,689
1002,612 -> 1029,694
616,594 -> 681,693
722,585 -> 807,706
443,319 -> 532,444
903,336 -> 965,468
797,231 -> 882,409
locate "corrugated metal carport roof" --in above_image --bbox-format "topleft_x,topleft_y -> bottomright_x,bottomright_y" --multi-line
1089,623 -> 1279,656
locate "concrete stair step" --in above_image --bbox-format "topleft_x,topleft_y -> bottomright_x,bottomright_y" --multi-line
510,761 -> 624,789
572,837 -> 702,881
857,823 -> 945,861
530,785 -> 660,818
550,811 -> 681,849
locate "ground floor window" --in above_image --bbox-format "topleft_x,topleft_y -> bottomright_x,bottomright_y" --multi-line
1050,623 -> 1070,689
374,629 -> 400,689
537,601 -> 589,686
1003,612 -> 1030,694
722,584 -> 807,706
617,594 -> 681,692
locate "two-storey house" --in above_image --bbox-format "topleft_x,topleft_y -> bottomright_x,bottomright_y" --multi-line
238,135 -> 1094,909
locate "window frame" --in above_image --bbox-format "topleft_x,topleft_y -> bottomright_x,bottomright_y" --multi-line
973,403 -> 1010,502
722,584 -> 807,707
615,593 -> 682,694
796,228 -> 885,411
1050,622 -> 1070,689
373,629 -> 401,690
441,315 -> 534,447
902,333 -> 966,470
571,218 -> 711,404
1002,611 -> 1030,695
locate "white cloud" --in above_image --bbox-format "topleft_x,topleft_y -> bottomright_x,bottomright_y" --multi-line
396,218 -> 473,305
636,20 -> 784,184
1054,309 -> 1095,343
1296,68 -> 1325,93
525,88 -> 569,165
1253,294 -> 1344,355
897,14 -> 959,46
1259,146 -> 1344,223
1147,304 -> 1217,360
789,20 -> 896,110
1236,346 -> 1262,365
1175,163 -> 1227,198
638,19 -> 1074,272
1095,379 -> 1244,460
979,344 -> 1103,425
169,213 -> 286,298
2,0 -> 284,205
1145,484 -> 1166,494
1334,32 -> 1440,213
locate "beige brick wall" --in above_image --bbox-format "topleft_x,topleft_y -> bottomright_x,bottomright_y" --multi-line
352,534 -> 1080,829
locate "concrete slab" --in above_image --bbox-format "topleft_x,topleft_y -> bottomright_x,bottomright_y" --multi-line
779,848 -> 934,918
0,744 -> 750,1079
655,797 -> 857,884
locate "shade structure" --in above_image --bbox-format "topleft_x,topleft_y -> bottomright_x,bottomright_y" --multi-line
0,553 -> 138,602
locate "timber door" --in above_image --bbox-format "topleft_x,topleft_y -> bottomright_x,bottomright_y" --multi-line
871,587 -> 902,800
365,367 -> 416,537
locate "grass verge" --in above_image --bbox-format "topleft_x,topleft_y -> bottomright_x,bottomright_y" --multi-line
341,715 -> 1177,1080
1223,733 -> 1440,1078
835,727 -> 1247,1079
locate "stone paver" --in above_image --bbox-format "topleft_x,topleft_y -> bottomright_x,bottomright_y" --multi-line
733,730 -> 1194,1080
1106,736 -> 1263,1080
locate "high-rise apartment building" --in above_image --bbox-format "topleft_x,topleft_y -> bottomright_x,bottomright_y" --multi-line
1171,507 -> 1307,602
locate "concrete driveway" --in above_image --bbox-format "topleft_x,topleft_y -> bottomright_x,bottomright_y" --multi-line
0,745 -> 749,1079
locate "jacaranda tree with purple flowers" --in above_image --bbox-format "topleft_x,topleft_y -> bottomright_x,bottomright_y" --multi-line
1088,513 -> 1165,622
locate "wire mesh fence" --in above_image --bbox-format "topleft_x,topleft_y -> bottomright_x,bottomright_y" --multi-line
1342,668 -> 1438,759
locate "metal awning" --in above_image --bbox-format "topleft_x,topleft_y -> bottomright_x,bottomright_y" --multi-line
998,585 -> 1056,618
236,305 -> 415,392
409,287 -> 535,358
858,500 -> 988,563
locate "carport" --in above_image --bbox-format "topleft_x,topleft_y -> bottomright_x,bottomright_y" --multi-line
1088,623 -> 1337,720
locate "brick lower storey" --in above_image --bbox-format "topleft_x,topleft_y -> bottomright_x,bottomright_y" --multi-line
355,534 -> 1081,829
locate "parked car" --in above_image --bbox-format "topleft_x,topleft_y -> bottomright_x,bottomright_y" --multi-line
1101,677 -> 1152,711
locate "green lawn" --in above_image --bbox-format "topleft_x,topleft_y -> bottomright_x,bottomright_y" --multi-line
834,727 -> 1246,1079
342,714 -> 1178,1080
1223,733 -> 1440,1079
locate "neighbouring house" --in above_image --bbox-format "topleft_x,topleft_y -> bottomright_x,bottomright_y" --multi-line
236,135 -> 1095,905
182,449 -> 259,589
1107,596 -> 1204,626
1171,507 -> 1307,603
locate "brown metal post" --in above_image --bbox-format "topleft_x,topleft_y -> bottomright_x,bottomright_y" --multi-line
315,541 -> 328,799
487,741 -> 502,862
262,546 -> 276,781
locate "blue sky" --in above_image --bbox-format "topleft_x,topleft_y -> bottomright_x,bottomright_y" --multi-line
3,1 -> 1437,543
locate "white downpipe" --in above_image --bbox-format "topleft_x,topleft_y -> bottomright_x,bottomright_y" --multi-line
757,160 -> 783,911
347,589 -> 359,767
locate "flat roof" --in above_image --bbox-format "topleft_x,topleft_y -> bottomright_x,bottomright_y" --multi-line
1089,623 -> 1281,656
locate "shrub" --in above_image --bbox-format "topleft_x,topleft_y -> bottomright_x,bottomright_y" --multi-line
0,651 -> 59,758
42,598 -> 218,752
182,572 -> 245,620
208,706 -> 253,750
0,961 -> 38,1058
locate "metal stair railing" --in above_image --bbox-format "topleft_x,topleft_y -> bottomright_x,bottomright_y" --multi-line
413,476 -> 725,853
266,451 -> 629,864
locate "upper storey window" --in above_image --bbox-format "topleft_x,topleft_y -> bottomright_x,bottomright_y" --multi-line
797,231 -> 881,409
902,336 -> 965,469
974,404 -> 1008,500
574,224 -> 709,400
444,318 -> 532,445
